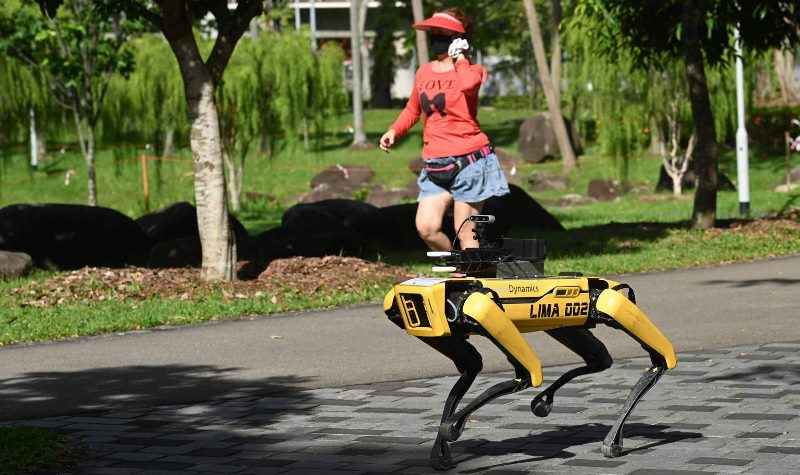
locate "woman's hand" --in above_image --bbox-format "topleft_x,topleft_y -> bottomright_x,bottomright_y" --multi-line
448,38 -> 470,60
379,129 -> 396,153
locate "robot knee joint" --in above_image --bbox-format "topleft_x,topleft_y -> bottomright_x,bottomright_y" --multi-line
590,350 -> 613,371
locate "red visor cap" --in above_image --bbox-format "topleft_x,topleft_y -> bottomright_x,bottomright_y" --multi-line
412,12 -> 466,34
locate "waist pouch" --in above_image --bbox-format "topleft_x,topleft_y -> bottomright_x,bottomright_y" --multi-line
425,145 -> 494,188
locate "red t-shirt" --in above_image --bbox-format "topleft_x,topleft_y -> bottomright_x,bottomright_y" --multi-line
389,59 -> 489,159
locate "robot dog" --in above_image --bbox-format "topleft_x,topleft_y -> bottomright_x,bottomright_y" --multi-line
383,215 -> 677,470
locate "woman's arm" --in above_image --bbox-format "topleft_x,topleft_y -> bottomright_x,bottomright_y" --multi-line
388,78 -> 422,138
380,72 -> 422,152
454,58 -> 485,95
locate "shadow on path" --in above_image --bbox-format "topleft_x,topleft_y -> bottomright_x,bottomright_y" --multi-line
700,363 -> 800,385
0,364 -> 312,421
456,422 -> 703,473
700,278 -> 800,288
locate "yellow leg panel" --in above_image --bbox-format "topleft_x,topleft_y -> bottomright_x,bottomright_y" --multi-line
596,289 -> 678,369
462,292 -> 544,386
383,289 -> 396,313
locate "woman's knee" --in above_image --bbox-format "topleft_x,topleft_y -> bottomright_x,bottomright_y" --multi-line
416,220 -> 441,239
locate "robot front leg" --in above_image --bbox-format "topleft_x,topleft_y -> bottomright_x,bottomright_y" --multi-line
437,292 -> 543,444
386,308 -> 482,470
531,328 -> 613,417
602,366 -> 664,457
593,287 -> 677,457
439,354 -> 530,443
417,336 -> 483,470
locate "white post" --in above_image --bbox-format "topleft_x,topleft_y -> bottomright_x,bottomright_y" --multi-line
734,26 -> 750,216
310,0 -> 318,51
29,107 -> 39,170
294,1 -> 301,31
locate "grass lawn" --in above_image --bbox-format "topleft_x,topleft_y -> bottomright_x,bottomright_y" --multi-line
0,108 -> 799,346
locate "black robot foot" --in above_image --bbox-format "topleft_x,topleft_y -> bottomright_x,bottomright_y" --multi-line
601,443 -> 623,458
531,397 -> 552,417
439,420 -> 465,442
429,439 -> 454,471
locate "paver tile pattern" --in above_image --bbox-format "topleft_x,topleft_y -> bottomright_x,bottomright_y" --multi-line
16,341 -> 799,474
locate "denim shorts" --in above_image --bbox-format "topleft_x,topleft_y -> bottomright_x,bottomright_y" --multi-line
418,152 -> 510,203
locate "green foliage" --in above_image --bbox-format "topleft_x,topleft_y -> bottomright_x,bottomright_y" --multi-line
564,6 -> 742,182
312,41 -> 349,131
101,35 -> 186,151
573,1 -> 800,68
0,56 -> 52,144
220,31 -> 347,150
370,0 -> 409,107
217,39 -> 262,163
0,1 -> 136,124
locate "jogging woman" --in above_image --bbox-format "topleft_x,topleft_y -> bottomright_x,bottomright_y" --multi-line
379,7 -> 509,251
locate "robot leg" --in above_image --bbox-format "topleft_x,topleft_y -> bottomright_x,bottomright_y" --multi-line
531,328 -> 614,417
602,366 -> 664,457
437,292 -> 542,444
420,337 -> 483,470
439,353 -> 530,443
386,304 -> 483,469
593,287 -> 677,457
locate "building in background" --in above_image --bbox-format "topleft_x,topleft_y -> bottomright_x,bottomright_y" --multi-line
291,1 -> 526,101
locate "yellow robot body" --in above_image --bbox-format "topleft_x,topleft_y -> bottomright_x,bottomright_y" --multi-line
390,276 -> 594,336
384,215 -> 679,471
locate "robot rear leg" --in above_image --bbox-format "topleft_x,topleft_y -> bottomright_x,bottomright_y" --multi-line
531,327 -> 613,417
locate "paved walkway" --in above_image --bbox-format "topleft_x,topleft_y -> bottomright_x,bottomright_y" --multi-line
18,341 -> 800,474
4,255 -> 800,421
3,256 -> 800,473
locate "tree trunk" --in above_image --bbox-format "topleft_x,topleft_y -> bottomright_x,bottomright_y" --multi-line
361,39 -> 372,104
522,0 -> 576,171
774,49 -> 800,104
549,0 -> 562,105
349,0 -> 368,145
170,33 -> 236,281
85,124 -> 98,206
681,0 -> 717,229
36,128 -> 47,162
753,55 -> 774,104
70,100 -> 98,206
163,127 -> 175,157
650,124 -> 667,156
370,0 -> 396,108
223,150 -> 242,212
359,0 -> 371,103
191,80 -> 236,279
411,0 -> 428,66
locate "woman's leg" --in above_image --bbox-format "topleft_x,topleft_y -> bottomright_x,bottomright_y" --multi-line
416,192 -> 455,251
453,200 -> 484,249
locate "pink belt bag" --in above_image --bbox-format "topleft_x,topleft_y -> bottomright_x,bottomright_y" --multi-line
425,145 -> 494,188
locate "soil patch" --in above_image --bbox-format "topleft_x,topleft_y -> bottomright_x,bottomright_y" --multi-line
13,256 -> 414,309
